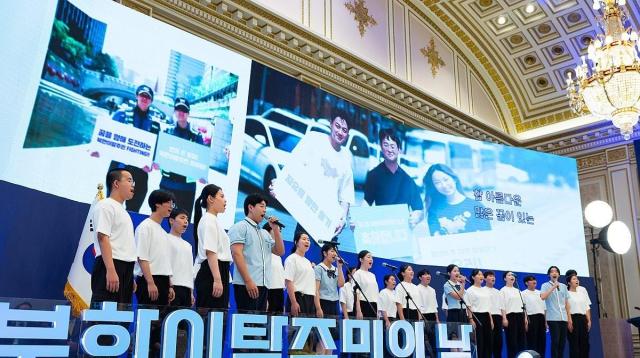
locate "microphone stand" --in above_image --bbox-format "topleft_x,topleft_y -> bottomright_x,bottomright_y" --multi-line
514,280 -> 528,347
386,266 -> 436,358
444,277 -> 482,328
332,246 -> 376,319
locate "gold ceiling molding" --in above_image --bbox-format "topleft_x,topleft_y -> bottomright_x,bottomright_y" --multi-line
403,1 -> 510,132
124,0 -> 511,144
344,0 -> 378,37
577,153 -> 607,171
420,37 -> 445,78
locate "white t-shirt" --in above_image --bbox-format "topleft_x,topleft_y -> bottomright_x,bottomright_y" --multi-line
522,289 -> 546,315
500,286 -> 524,314
487,287 -> 503,315
352,269 -> 379,303
396,282 -> 420,310
196,212 -> 231,263
568,290 -> 591,315
92,197 -> 136,262
134,218 -> 172,276
288,131 -> 355,205
269,253 -> 285,289
379,288 -> 401,318
283,253 -> 316,296
340,281 -> 355,313
168,234 -> 194,289
465,286 -> 492,313
417,284 -> 438,314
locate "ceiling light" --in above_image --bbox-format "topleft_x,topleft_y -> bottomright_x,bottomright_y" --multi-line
525,4 -> 536,14
497,16 -> 507,25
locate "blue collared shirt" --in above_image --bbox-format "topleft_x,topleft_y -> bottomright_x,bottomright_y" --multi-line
229,217 -> 274,288
541,281 -> 569,321
444,281 -> 464,310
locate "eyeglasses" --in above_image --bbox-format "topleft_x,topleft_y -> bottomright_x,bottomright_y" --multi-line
326,269 -> 337,279
121,178 -> 135,186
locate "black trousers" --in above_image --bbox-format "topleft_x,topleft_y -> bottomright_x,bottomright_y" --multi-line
403,308 -> 419,321
568,314 -> 589,358
527,313 -> 546,357
136,275 -> 170,306
267,288 -> 285,315
285,292 -> 316,317
320,299 -> 340,340
473,312 -> 492,358
505,312 -> 526,358
360,301 -> 378,319
109,161 -> 147,212
548,320 -> 568,358
423,312 -> 437,357
490,314 -> 503,358
170,285 -> 192,308
234,284 -> 268,312
90,256 -> 135,305
195,260 -> 231,310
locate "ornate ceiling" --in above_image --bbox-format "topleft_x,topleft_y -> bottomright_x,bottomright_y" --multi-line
419,0 -> 640,132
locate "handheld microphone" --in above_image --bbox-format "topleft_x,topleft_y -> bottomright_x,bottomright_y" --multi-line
268,217 -> 285,229
382,262 -> 398,270
634,306 -> 640,311
317,239 -> 340,245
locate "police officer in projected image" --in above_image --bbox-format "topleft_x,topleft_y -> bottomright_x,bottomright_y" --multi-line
108,85 -> 160,212
90,169 -> 136,305
465,270 -> 493,358
423,164 -> 490,236
193,184 -> 232,310
500,271 -> 527,358
484,270 -> 504,358
229,193 -> 285,312
541,266 -> 571,358
278,109 -> 355,237
522,275 -> 546,357
353,250 -> 379,319
395,265 -> 420,321
566,272 -> 591,358
363,128 -> 423,227
314,243 -> 345,354
167,208 -> 195,308
159,97 -> 204,219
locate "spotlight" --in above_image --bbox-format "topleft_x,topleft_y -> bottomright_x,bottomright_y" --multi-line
525,4 -> 536,14
497,15 -> 507,25
517,350 -> 541,358
597,221 -> 632,254
584,200 -> 613,228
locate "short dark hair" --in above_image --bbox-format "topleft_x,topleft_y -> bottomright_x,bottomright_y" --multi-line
484,270 -> 495,278
148,190 -> 175,212
292,231 -> 307,253
170,208 -> 189,220
471,269 -> 483,278
244,193 -> 268,216
565,269 -> 577,277
330,108 -> 352,129
523,275 -> 536,284
383,274 -> 394,284
566,273 -> 578,285
321,243 -> 337,260
397,264 -> 411,281
502,271 -> 514,280
417,269 -> 431,278
105,168 -> 127,196
378,128 -> 401,149
357,250 -> 370,269
547,265 -> 560,276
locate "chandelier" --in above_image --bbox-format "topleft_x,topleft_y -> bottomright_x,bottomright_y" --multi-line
567,0 -> 640,140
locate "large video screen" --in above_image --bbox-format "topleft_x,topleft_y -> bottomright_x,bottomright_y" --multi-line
0,0 -> 588,274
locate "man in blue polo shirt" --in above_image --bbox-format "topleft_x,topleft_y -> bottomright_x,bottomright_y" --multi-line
541,265 -> 572,358
229,193 -> 285,311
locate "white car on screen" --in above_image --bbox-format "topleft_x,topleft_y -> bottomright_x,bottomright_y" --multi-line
247,108 -> 312,135
346,129 -> 371,186
241,117 -> 303,192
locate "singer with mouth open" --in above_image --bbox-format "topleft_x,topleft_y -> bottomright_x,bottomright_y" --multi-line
541,265 -> 572,358
229,193 -> 285,312
193,184 -> 233,311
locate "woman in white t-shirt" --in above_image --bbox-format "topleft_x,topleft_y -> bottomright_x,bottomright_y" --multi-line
340,267 -> 358,319
353,250 -> 379,319
396,264 -> 420,321
500,271 -> 527,358
379,274 -> 401,328
465,269 -> 493,358
284,231 -> 316,317
566,273 -> 590,358
193,184 -> 232,310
